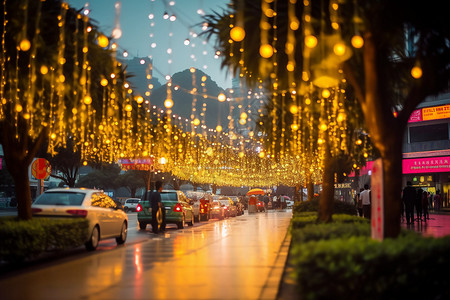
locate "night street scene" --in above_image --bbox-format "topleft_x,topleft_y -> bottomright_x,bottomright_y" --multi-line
0,0 -> 449,299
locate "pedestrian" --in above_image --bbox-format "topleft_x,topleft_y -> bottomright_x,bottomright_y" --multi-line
422,190 -> 429,221
428,192 -> 432,210
434,190 -> 441,211
360,184 -> 371,219
263,194 -> 269,212
402,181 -> 416,225
356,188 -> 363,217
415,188 -> 423,221
150,180 -> 164,234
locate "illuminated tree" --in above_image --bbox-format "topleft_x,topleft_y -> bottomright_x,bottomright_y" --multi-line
0,0 -> 129,220
204,0 -> 449,236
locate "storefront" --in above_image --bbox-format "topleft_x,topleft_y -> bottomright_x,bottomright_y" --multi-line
402,153 -> 450,208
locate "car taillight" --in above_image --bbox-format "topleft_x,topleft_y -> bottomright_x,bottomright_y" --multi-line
136,204 -> 143,212
173,203 -> 182,212
66,209 -> 88,217
31,208 -> 42,213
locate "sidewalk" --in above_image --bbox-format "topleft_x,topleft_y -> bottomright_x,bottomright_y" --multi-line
0,210 -> 292,300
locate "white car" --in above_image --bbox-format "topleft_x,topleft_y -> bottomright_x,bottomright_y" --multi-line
32,188 -> 128,251
124,198 -> 140,212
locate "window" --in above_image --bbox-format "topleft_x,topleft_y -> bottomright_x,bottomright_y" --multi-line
34,192 -> 85,206
409,123 -> 448,143
91,193 -> 116,208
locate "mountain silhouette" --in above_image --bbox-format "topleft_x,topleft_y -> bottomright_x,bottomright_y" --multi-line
149,68 -> 230,130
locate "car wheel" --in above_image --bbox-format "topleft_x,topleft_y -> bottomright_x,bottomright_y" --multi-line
139,222 -> 147,230
85,226 -> 100,251
177,214 -> 185,229
124,207 -> 128,213
116,222 -> 127,245
188,213 -> 194,226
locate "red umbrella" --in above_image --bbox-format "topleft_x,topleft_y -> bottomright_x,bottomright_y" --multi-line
246,188 -> 265,196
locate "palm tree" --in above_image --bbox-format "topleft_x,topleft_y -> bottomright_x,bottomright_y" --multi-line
203,0 -> 449,237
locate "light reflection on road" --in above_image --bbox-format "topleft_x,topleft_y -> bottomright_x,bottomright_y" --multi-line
0,211 -> 292,300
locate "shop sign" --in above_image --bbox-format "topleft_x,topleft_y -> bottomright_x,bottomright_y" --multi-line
334,183 -> 351,189
422,105 -> 450,121
408,104 -> 450,123
403,156 -> 450,174
118,158 -> 154,171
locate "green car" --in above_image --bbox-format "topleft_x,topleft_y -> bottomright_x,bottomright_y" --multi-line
137,190 -> 194,230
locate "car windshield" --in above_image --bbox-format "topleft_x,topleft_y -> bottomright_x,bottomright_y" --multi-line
219,200 -> 230,206
34,192 -> 86,206
160,192 -> 177,201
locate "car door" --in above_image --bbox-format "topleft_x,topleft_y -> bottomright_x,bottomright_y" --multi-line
179,192 -> 192,220
90,193 -> 120,237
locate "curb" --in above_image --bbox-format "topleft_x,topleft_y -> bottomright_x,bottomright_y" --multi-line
259,225 -> 292,300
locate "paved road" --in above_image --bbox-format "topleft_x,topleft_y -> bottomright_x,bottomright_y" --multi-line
0,210 -> 292,300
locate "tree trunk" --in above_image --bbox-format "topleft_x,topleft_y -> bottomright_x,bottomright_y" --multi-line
306,172 -> 314,201
318,142 -> 335,223
130,187 -> 137,198
0,121 -> 47,220
11,161 -> 33,220
381,140 -> 403,238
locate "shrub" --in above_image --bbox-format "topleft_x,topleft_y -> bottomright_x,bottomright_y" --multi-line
293,197 -> 357,216
0,217 -> 89,263
291,213 -> 368,229
291,222 -> 371,243
291,235 -> 450,299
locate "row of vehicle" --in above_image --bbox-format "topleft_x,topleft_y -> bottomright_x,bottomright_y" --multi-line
29,187 -> 246,253
136,191 -> 245,231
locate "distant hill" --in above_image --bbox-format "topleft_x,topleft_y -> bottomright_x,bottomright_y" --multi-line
149,68 -> 230,130
118,56 -> 162,97
120,57 -> 238,131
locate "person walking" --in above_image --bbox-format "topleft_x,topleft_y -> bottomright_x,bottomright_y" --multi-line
415,188 -> 423,221
402,181 -> 416,225
150,180 -> 164,234
434,190 -> 442,211
360,184 -> 371,219
422,190 -> 429,221
356,188 -> 363,217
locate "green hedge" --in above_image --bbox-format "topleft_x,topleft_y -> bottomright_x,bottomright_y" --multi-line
0,217 -> 89,263
291,235 -> 450,299
293,198 -> 357,216
291,213 -> 368,229
291,222 -> 371,243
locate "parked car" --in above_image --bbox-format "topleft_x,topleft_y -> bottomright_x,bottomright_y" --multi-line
286,199 -> 294,208
257,200 -> 266,212
219,196 -> 238,217
137,190 -> 194,230
31,188 -> 128,251
230,196 -> 244,216
210,196 -> 226,220
185,191 -> 213,222
124,198 -> 140,212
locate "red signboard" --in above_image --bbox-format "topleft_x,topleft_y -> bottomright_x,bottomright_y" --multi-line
118,158 -> 154,171
408,109 -> 422,122
408,104 -> 450,123
402,156 -> 450,174
31,158 -> 51,179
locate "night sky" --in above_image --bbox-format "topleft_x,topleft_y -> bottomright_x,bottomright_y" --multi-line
67,0 -> 232,88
